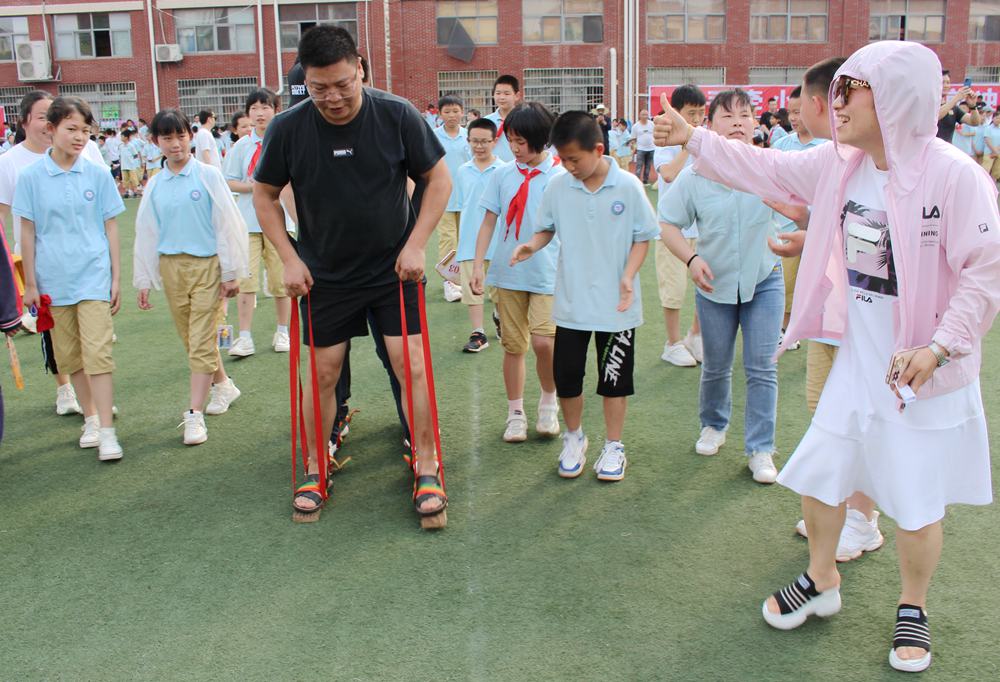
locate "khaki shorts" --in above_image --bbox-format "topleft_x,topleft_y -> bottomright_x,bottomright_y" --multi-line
239,233 -> 286,296
655,237 -> 696,309
50,300 -> 115,376
436,211 -> 459,261
160,254 -> 222,374
612,153 -> 631,170
458,260 -> 496,306
122,168 -> 142,189
806,340 -> 838,413
146,166 -> 161,178
495,288 -> 555,354
782,253 -> 801,315
982,155 -> 1000,181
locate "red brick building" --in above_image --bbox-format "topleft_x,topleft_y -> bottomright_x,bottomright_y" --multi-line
1,0 -> 998,127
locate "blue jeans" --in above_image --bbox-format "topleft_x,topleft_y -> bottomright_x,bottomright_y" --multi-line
634,149 -> 654,183
694,267 -> 784,455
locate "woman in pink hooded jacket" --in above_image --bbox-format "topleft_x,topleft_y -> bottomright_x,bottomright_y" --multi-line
654,41 -> 1000,672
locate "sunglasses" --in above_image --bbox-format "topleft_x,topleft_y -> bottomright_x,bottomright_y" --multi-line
833,76 -> 871,105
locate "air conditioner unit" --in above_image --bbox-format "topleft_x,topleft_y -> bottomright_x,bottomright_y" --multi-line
155,44 -> 183,63
16,41 -> 52,82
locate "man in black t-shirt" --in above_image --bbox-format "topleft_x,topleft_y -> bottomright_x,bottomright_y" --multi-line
255,26 -> 451,524
937,69 -> 981,141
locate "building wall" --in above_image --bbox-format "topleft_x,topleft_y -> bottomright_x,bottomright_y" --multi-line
1,0 -> 998,123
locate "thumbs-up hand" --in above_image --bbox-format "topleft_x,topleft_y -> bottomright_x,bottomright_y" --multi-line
653,93 -> 695,148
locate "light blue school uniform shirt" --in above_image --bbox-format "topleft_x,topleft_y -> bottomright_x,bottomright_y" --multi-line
485,110 -> 513,162
770,133 -> 827,153
119,139 -> 143,171
481,154 -> 563,294
434,125 -> 472,212
612,129 -> 633,158
151,159 -> 217,257
970,124 -> 986,154
224,130 -> 265,233
984,124 -> 1000,152
536,158 -> 660,332
12,152 -> 125,305
454,156 -> 505,262
144,141 -> 163,168
659,166 -> 792,306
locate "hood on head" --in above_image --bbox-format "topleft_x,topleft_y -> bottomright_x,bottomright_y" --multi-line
829,41 -> 941,192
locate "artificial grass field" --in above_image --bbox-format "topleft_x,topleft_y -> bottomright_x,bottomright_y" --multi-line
1,199 -> 998,681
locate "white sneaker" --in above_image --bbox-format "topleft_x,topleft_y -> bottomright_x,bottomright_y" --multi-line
683,332 -> 703,363
795,510 -> 884,562
443,280 -> 463,302
228,335 -> 255,357
98,427 -> 123,461
57,384 -> 83,416
503,411 -> 528,442
79,415 -> 100,448
695,426 -> 726,456
180,410 -> 208,445
536,404 -> 560,437
557,431 -> 588,478
272,330 -> 290,353
205,379 -> 241,415
661,341 -> 697,367
780,329 -> 801,351
748,451 -> 779,484
594,441 -> 627,481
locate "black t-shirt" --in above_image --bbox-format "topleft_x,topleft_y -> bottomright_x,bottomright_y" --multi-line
287,62 -> 307,106
936,104 -> 965,141
254,88 -> 445,287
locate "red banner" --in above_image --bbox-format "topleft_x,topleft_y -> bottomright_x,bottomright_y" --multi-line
649,84 -> 1000,116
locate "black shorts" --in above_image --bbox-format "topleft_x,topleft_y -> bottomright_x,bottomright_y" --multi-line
553,326 -> 636,398
300,280 -> 422,347
110,161 -> 121,179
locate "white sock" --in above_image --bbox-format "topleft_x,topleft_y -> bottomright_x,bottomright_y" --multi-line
569,427 -> 584,439
239,330 -> 252,341
605,439 -> 623,448
276,325 -> 288,335
84,414 -> 99,424
472,327 -> 485,335
539,391 -> 557,409
99,427 -> 116,437
508,399 -> 524,417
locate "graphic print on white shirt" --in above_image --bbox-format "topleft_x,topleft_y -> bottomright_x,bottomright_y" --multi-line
843,199 -> 897,298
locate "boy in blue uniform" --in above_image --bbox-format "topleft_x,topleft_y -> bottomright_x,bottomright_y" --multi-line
134,109 -> 249,445
433,94 -> 472,302
485,75 -> 521,163
14,96 -> 126,461
512,112 -> 659,480
143,131 -> 163,179
471,102 -> 562,442
223,88 -> 293,357
454,117 -> 503,352
119,128 -> 144,198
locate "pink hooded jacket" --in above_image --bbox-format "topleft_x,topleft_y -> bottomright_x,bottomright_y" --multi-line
685,41 -> 1000,400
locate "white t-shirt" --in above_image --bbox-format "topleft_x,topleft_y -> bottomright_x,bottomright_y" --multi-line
814,156 -> 981,434
0,143 -> 45,253
82,139 -> 106,167
654,145 -> 697,238
631,120 -> 656,151
105,136 -> 122,162
194,127 -> 222,168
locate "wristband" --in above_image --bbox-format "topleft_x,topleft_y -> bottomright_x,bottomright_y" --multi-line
686,254 -> 699,268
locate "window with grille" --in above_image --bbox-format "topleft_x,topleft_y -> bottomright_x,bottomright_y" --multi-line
646,67 -> 726,86
523,68 -> 604,114
0,86 -> 32,127
966,66 -> 1000,83
54,13 -> 132,59
279,3 -> 358,50
523,0 -> 604,44
868,0 -> 944,43
969,1 -> 1000,41
437,70 -> 499,113
59,82 -> 138,127
750,0 -> 827,42
437,1 -> 498,45
748,67 -> 809,84
175,8 -> 255,54
177,77 -> 259,120
0,17 -> 29,63
647,0 -> 726,43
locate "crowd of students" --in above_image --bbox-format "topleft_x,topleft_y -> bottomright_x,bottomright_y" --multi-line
1,26 -> 998,673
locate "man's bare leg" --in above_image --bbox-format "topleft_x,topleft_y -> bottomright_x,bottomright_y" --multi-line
296,342 -> 348,511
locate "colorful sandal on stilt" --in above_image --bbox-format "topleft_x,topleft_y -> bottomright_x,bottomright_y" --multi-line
889,604 -> 931,673
413,465 -> 448,529
292,474 -> 331,523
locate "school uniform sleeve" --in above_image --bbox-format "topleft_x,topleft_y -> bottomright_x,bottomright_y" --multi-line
630,179 -> 661,242
479,167 -> 502,215
223,138 -> 244,181
658,168 -> 696,231
10,169 -> 36,221
687,126 -> 828,206
253,119 -> 289,187
97,168 -> 126,220
133,175 -> 163,290
203,164 -> 250,283
401,103 -> 446,176
933,163 -> 1000,358
452,169 -> 466,211
535,180 -> 557,232
0,155 -> 15,207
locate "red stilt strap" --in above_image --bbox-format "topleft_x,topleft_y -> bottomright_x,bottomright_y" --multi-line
289,293 -> 328,501
399,281 -> 417,470
305,293 -> 328,495
290,297 -> 300,494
